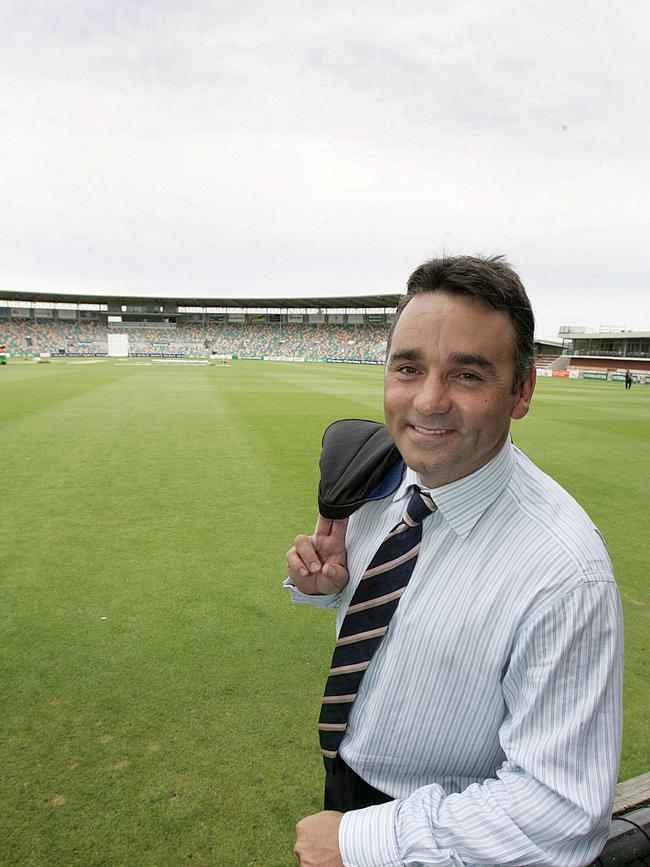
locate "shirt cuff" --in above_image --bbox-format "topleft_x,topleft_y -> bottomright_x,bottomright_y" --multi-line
339,800 -> 402,867
283,577 -> 341,608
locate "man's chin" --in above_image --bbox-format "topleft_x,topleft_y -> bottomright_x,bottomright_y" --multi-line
399,449 -> 454,482
398,431 -> 456,462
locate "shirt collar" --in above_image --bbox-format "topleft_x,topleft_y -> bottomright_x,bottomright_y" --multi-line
391,438 -> 516,539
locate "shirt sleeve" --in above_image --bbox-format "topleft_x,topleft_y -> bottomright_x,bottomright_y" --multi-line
283,577 -> 342,609
339,577 -> 623,867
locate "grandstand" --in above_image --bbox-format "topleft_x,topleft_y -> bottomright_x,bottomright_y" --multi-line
533,338 -> 563,368
0,291 -> 395,363
1,292 -> 649,381
556,326 -> 650,383
0,318 -> 390,363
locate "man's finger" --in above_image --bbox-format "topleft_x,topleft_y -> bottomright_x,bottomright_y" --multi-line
314,514 -> 349,541
328,517 -> 349,542
286,548 -> 310,578
314,513 -> 334,536
293,534 -> 322,572
323,562 -> 347,581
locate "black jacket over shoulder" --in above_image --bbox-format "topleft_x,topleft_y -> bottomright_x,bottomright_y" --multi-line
317,419 -> 405,519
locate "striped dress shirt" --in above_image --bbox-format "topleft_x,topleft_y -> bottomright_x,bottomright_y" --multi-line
286,440 -> 623,867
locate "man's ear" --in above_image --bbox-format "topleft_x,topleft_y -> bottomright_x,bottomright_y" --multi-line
511,368 -> 536,421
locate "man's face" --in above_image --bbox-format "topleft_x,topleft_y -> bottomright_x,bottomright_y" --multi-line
384,291 -> 535,488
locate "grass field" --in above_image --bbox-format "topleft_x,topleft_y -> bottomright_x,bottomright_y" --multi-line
1,359 -> 648,866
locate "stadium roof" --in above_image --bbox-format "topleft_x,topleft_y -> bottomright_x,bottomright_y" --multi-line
562,329 -> 650,339
0,289 -> 400,310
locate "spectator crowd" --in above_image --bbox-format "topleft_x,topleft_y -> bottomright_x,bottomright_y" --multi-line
0,318 -> 389,363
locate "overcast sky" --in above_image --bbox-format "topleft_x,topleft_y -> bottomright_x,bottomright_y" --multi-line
2,0 -> 648,339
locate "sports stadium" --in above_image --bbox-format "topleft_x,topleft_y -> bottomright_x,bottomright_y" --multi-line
2,289 -> 650,382
1,288 -> 648,866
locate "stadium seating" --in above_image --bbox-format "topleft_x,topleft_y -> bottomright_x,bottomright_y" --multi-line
0,318 -> 108,356
0,319 -> 389,362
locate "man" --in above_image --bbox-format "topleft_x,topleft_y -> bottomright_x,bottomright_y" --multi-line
285,255 -> 623,867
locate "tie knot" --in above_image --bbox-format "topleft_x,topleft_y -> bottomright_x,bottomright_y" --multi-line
403,486 -> 436,526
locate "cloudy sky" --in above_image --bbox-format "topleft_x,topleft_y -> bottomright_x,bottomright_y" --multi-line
2,0 -> 648,339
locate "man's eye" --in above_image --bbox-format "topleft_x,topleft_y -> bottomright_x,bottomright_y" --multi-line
458,372 -> 481,381
397,365 -> 419,375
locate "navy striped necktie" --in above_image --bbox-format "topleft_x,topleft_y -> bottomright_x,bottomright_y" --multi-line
319,485 -> 436,760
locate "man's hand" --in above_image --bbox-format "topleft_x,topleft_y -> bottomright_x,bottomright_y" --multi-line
294,811 -> 344,866
286,514 -> 349,595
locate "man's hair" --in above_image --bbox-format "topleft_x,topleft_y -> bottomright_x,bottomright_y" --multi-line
387,254 -> 535,392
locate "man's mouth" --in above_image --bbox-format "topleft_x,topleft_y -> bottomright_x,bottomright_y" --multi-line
409,424 -> 454,437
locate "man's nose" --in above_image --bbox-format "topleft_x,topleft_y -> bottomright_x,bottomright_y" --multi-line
413,374 -> 452,415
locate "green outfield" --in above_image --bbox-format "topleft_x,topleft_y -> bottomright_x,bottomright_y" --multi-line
1,359 -> 648,866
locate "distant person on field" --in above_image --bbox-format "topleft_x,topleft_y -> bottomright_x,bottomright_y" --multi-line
285,254 -> 623,867
625,369 -> 633,389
